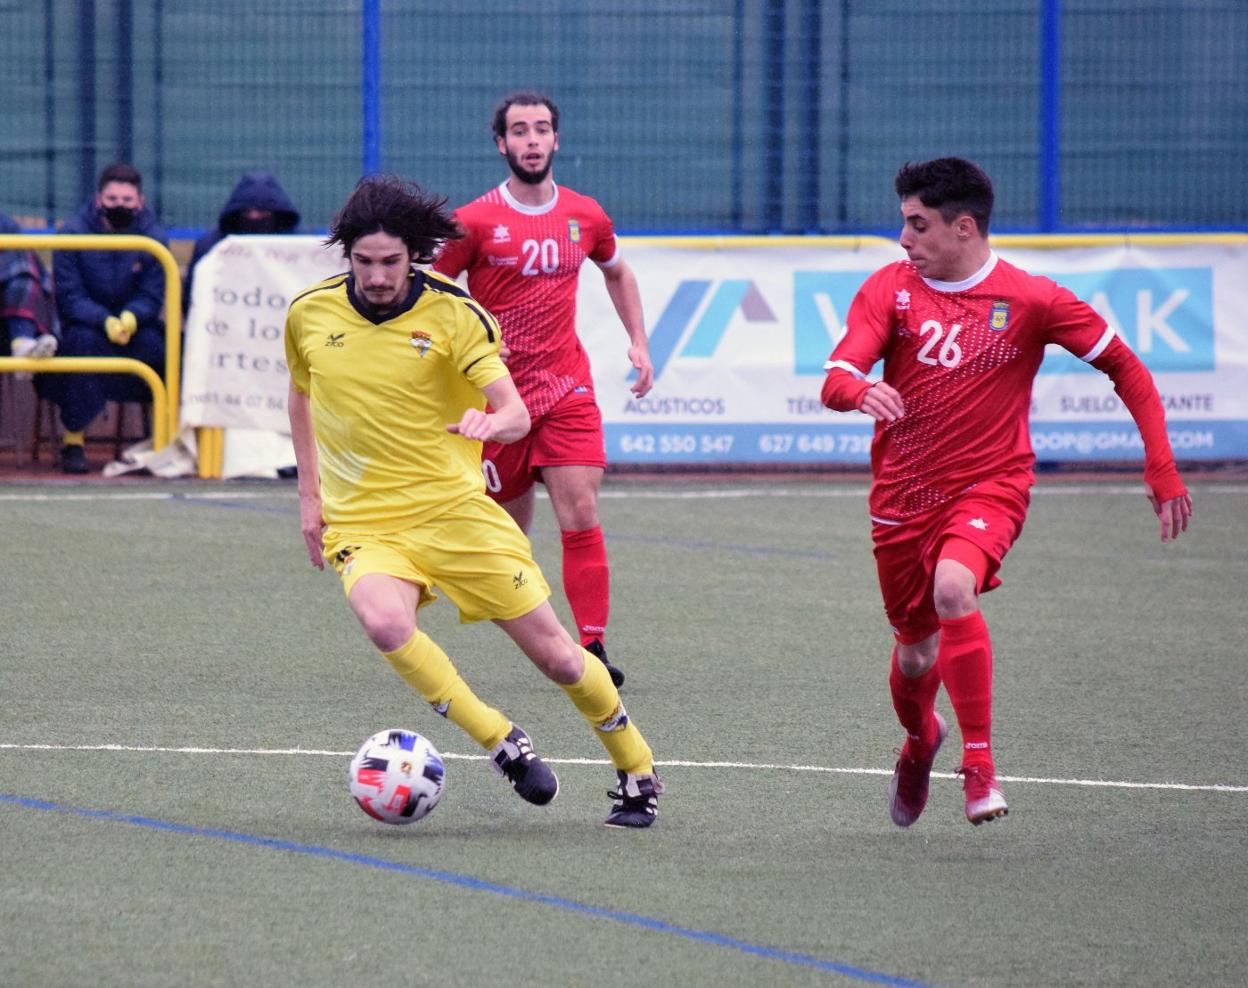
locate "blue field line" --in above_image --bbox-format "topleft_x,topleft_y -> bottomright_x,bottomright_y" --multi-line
1,792 -> 937,988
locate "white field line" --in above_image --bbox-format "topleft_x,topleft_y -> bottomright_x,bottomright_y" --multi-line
1,742 -> 1243,793
1,484 -> 1246,503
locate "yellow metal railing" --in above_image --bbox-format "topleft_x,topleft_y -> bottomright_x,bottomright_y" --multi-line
0,233 -> 182,449
0,356 -> 169,450
197,423 -> 224,478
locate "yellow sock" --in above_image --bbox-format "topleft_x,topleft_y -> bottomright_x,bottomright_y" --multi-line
63,431 -> 85,446
561,647 -> 653,775
382,631 -> 511,750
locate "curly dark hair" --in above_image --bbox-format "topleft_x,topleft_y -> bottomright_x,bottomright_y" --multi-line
491,91 -> 560,140
894,157 -> 994,235
325,175 -> 462,264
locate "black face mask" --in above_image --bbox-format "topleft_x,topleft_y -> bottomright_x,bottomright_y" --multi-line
101,205 -> 136,229
234,215 -> 279,234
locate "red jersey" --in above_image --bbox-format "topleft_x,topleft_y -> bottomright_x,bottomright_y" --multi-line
821,253 -> 1113,522
433,182 -> 619,418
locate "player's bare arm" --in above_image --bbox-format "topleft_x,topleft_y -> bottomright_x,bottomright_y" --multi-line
858,381 -> 906,423
1147,488 -> 1194,543
447,375 -> 531,444
601,258 -> 653,397
287,382 -> 326,569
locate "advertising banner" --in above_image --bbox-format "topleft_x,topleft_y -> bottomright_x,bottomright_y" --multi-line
577,237 -> 1248,464
182,235 -> 1248,471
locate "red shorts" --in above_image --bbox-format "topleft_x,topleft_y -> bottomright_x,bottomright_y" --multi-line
481,386 -> 606,503
872,479 -> 1030,645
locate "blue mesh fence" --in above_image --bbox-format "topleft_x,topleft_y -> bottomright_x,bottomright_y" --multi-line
0,0 -> 1244,234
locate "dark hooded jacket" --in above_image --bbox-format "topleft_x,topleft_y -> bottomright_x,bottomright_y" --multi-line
185,172 -> 300,313
54,199 -> 169,332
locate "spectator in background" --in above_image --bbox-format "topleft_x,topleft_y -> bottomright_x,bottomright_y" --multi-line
184,170 -> 301,314
45,162 -> 168,474
1,212 -> 58,365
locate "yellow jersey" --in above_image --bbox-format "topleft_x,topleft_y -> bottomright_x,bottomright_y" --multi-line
285,268 -> 507,533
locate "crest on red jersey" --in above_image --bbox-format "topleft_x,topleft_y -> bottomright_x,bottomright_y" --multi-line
989,301 -> 1010,331
568,219 -> 581,243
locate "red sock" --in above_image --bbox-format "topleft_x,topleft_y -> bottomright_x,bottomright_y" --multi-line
936,611 -> 994,770
889,649 -> 942,747
561,526 -> 609,646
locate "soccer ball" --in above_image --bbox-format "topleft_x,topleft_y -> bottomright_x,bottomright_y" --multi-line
348,729 -> 445,825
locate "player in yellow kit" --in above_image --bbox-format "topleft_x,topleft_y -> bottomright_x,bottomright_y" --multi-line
284,175 -> 663,827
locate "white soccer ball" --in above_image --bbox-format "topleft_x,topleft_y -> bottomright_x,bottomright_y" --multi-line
348,729 -> 445,825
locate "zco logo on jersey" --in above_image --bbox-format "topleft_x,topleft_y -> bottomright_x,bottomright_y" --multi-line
989,301 -> 1010,331
325,332 -> 345,348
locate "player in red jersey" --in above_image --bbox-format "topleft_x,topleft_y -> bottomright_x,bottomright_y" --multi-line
434,91 -> 653,688
821,158 -> 1193,827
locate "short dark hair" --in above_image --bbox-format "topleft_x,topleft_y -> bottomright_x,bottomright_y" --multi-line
325,175 -> 462,265
97,162 -> 142,192
894,157 -> 994,235
491,91 -> 560,140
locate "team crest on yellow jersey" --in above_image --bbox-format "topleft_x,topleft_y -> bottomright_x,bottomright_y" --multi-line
989,301 -> 1010,331
409,329 -> 432,356
568,219 -> 581,243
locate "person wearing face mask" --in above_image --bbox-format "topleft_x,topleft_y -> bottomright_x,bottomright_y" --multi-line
43,162 -> 169,474
183,171 -> 301,316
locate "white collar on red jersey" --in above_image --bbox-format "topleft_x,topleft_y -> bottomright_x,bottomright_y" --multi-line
499,181 -> 560,215
921,250 -> 999,293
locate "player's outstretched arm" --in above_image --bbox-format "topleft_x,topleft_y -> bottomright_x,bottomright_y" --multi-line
448,375 -> 531,444
1089,337 -> 1192,544
601,258 -> 653,397
287,382 -> 326,569
1146,487 -> 1193,543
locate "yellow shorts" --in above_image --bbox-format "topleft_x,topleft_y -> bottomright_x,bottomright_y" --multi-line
323,494 -> 551,623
